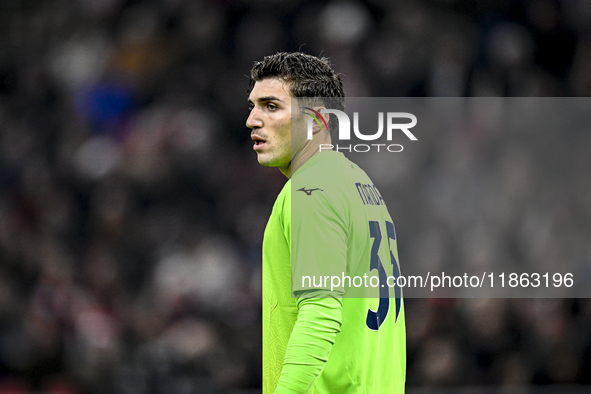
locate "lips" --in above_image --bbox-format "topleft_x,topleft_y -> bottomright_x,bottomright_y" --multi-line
251,134 -> 267,150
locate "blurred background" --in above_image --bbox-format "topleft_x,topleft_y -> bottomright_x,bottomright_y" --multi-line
0,0 -> 590,393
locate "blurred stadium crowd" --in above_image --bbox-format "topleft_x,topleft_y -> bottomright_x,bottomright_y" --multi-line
0,0 -> 590,393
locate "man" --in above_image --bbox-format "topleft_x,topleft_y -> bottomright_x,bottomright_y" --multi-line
247,52 -> 405,394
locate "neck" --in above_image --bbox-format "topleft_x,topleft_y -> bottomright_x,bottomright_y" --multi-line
281,131 -> 332,179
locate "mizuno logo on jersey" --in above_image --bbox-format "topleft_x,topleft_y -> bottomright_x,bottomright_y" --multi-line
297,187 -> 323,196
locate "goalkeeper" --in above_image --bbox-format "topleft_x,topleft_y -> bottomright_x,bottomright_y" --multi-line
246,52 -> 406,394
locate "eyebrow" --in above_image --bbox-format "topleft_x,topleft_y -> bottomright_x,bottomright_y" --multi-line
248,95 -> 286,105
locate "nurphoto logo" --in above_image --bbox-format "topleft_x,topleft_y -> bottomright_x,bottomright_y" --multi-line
304,108 -> 418,153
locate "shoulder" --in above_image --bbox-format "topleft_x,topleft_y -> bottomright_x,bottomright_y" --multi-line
291,153 -> 356,220
294,153 -> 388,212
292,152 -> 352,192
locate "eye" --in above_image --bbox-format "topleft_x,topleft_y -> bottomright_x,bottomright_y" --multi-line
267,103 -> 278,111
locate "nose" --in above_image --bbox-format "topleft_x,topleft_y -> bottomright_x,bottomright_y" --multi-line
246,107 -> 262,129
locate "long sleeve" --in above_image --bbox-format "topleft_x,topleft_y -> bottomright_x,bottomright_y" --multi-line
273,294 -> 343,394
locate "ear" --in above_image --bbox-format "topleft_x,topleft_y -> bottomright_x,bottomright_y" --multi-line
303,106 -> 329,135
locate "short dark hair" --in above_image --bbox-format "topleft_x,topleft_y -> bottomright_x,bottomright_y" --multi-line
248,52 -> 345,132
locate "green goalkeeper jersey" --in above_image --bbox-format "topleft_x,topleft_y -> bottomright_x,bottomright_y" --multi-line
262,151 -> 406,394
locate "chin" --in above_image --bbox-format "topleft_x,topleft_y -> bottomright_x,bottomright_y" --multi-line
257,155 -> 287,168
257,155 -> 276,167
